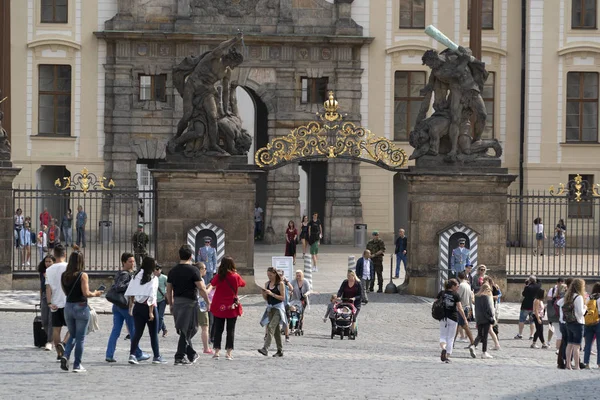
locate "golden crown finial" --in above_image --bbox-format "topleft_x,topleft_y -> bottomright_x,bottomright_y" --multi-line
323,91 -> 340,122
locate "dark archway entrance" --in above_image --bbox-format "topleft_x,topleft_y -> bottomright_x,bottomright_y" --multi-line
300,161 -> 327,238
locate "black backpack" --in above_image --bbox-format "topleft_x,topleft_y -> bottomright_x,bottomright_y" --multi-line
432,292 -> 446,321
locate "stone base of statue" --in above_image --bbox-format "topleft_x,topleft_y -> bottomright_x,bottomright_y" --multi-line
150,157 -> 263,294
0,166 -> 20,289
398,167 -> 516,298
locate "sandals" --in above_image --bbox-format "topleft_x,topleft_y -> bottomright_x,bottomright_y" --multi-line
212,354 -> 220,359
225,354 -> 233,360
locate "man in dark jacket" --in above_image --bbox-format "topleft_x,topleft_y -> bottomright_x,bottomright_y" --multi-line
355,250 -> 374,304
514,275 -> 541,340
394,228 -> 408,279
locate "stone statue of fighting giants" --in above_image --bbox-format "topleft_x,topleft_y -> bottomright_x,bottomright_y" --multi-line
168,33 -> 252,157
409,26 -> 502,163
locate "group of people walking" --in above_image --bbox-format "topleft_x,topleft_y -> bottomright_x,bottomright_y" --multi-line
285,213 -> 323,271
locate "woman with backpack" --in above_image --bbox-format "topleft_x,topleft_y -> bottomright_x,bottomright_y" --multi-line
436,279 -> 470,363
558,278 -> 586,370
583,283 -> 600,369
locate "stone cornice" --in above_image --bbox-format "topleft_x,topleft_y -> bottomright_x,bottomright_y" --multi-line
94,31 -> 373,46
27,38 -> 81,51
557,43 -> 600,56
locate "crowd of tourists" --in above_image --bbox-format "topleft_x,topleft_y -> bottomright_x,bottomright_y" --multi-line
435,267 -> 600,369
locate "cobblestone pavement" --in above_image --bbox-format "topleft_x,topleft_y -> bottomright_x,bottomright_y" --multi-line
0,293 -> 596,400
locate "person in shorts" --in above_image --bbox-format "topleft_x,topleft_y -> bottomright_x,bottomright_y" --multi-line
194,261 -> 213,356
44,245 -> 70,361
307,212 -> 322,272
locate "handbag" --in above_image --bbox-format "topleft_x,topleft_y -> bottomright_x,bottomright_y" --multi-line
87,307 -> 99,334
106,286 -> 128,309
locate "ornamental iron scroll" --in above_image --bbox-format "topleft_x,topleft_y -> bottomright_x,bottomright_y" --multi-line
549,174 -> 600,203
255,92 -> 408,171
54,167 -> 115,194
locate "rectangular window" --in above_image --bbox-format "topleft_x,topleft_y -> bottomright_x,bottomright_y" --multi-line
394,71 -> 426,141
399,0 -> 426,29
572,0 -> 597,29
481,72 -> 495,139
468,0 -> 494,29
41,0 -> 68,24
566,72 -> 598,142
568,174 -> 594,218
38,65 -> 71,136
300,77 -> 328,105
139,74 -> 167,102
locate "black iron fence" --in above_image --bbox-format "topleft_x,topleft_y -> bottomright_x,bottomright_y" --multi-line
507,192 -> 600,278
12,186 -> 156,273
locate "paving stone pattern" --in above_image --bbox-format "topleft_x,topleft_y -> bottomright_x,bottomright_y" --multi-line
0,292 -> 596,399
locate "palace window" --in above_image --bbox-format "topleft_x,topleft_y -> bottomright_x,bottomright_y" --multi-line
568,174 -> 594,219
399,0 -> 425,29
572,0 -> 597,29
300,77 -> 328,104
566,72 -> 598,142
38,65 -> 71,136
468,0 -> 494,29
41,0 -> 68,24
139,75 -> 167,102
394,71 -> 426,141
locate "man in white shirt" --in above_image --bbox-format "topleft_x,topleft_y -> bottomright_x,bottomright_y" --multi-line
456,271 -> 476,358
355,250 -> 373,304
44,245 -> 69,360
254,203 -> 263,240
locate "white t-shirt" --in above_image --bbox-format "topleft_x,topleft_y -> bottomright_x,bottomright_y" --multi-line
362,259 -> 371,280
557,295 -> 586,324
37,231 -> 47,248
125,273 -> 158,306
534,224 -> 544,234
254,207 -> 263,222
45,262 -> 68,309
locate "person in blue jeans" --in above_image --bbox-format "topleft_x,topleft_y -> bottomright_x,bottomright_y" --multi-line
59,251 -> 104,372
583,283 -> 600,368
154,264 -> 168,337
105,252 -> 149,362
394,228 -> 408,279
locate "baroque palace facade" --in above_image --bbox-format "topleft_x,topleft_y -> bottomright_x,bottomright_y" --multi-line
2,0 -> 600,244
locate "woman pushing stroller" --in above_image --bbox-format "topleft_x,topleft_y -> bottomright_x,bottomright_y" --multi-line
336,270 -> 362,334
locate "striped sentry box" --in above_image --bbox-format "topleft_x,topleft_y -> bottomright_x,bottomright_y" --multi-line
348,255 -> 356,271
187,221 -> 225,266
303,254 -> 312,287
438,222 -> 478,290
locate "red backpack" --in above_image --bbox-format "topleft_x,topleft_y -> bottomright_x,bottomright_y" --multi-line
49,227 -> 55,242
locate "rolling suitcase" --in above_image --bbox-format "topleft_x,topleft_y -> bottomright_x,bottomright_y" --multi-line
33,304 -> 45,348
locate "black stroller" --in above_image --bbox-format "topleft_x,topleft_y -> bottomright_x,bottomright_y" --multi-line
331,300 -> 357,340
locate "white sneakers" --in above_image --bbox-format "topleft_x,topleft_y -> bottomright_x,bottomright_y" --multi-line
482,352 -> 493,359
44,342 -> 52,351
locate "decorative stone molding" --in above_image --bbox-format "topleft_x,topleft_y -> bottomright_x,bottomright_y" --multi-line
131,139 -> 167,161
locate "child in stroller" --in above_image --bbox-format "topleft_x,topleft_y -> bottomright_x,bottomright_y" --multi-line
288,300 -> 304,336
330,298 -> 357,340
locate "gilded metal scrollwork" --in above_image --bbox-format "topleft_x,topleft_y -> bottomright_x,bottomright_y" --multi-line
54,167 -> 115,194
549,174 -> 600,202
255,92 -> 408,170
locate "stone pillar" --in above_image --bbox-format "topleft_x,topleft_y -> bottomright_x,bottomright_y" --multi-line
335,0 -> 360,35
277,0 -> 293,34
0,167 -> 20,289
175,0 -> 193,31
264,164 -> 300,244
325,159 -> 362,244
151,162 -> 262,294
401,169 -> 516,297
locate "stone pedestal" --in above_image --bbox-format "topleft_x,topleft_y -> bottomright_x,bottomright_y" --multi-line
150,156 -> 263,294
400,167 -> 516,298
0,166 -> 21,290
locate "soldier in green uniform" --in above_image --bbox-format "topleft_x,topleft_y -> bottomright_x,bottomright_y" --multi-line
366,231 -> 386,293
132,223 -> 149,266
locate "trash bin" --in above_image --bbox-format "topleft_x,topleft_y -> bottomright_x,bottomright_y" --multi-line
99,221 -> 112,244
354,223 -> 367,248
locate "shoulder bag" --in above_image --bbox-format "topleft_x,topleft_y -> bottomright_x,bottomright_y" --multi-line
106,274 -> 129,309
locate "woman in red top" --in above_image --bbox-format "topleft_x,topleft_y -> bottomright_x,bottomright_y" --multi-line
284,220 -> 298,265
210,256 -> 246,360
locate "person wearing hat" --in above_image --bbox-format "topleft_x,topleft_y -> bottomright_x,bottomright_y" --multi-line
198,237 -> 217,285
464,264 -> 474,287
450,238 -> 470,279
366,231 -> 386,293
132,223 -> 149,267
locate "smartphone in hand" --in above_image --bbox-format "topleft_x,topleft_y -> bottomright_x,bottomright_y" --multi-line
97,284 -> 106,292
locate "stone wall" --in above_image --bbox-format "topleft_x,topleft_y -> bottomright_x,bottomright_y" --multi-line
98,0 -> 371,244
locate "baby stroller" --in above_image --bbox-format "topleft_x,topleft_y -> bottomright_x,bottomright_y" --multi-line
288,299 -> 305,336
331,300 -> 357,340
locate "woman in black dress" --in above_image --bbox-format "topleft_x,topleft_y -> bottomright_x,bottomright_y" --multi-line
285,221 -> 298,265
299,216 -> 309,256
